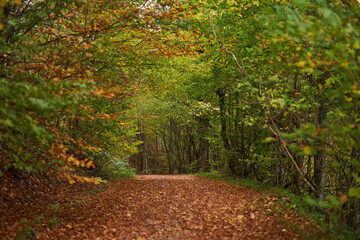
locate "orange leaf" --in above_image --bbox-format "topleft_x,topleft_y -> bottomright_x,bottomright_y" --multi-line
67,155 -> 75,163
86,161 -> 93,168
339,194 -> 348,203
74,160 -> 80,167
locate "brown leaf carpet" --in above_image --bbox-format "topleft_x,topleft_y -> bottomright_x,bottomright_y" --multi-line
1,174 -> 320,239
35,175 -> 317,239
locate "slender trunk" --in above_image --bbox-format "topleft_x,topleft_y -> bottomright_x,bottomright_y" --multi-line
217,87 -> 230,149
155,135 -> 160,174
197,116 -> 210,172
138,119 -> 148,173
169,118 -> 181,173
306,155 -> 312,181
313,98 -> 328,199
199,138 -> 209,172
217,87 -> 236,175
162,131 -> 173,174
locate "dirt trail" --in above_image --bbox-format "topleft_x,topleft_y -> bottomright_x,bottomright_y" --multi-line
30,175 -> 317,239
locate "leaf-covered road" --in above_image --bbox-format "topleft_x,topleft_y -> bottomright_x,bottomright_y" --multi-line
36,175 -> 317,239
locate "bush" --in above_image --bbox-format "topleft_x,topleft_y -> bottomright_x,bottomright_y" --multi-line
90,152 -> 136,180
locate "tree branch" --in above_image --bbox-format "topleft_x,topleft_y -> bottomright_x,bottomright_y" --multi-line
207,13 -> 318,194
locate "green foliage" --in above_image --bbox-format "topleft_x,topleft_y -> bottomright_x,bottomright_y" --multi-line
87,182 -> 110,195
199,171 -> 263,189
48,204 -> 60,211
1,0 -> 360,236
0,0 -> 159,182
186,0 -> 360,235
91,153 -> 136,180
200,173 -> 358,239
0,0 -> 78,173
17,223 -> 37,240
48,216 -> 61,229
17,215 -> 44,240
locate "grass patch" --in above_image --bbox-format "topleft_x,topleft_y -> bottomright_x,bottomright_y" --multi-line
48,204 -> 60,211
17,218 -> 38,240
17,215 -> 44,240
87,182 -> 110,195
48,216 -> 62,229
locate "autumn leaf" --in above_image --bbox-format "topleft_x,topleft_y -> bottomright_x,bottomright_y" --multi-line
295,61 -> 306,68
303,146 -> 311,155
83,177 -> 91,182
86,161 -> 94,169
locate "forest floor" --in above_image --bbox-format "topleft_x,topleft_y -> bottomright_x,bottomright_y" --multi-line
0,174 -> 324,239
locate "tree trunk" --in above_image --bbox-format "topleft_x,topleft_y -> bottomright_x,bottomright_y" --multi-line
162,130 -> 173,174
217,87 -> 236,175
155,135 -> 160,174
313,98 -> 327,199
199,138 -> 209,172
138,119 -> 148,173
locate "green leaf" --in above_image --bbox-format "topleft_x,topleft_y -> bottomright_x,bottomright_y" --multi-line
318,200 -> 328,208
25,166 -> 33,173
305,196 -> 316,206
319,8 -> 341,27
350,159 -> 359,167
326,195 -> 337,206
331,161 -> 341,168
264,137 -> 276,143
293,0 -> 310,8
348,187 -> 360,198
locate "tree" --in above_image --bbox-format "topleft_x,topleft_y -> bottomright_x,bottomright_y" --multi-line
0,0 -> 190,181
194,0 -> 360,231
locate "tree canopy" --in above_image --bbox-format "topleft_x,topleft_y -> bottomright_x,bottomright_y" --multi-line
1,0 -> 360,235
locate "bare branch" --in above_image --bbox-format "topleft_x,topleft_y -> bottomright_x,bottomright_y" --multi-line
207,14 -> 247,78
266,111 -> 318,193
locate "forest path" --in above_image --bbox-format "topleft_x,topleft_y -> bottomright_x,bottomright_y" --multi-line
36,175 -> 317,239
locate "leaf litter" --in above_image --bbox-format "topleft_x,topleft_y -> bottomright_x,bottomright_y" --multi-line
1,174 -> 319,239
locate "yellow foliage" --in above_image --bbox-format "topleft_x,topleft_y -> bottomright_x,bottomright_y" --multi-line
0,0 -> 10,8
84,177 -> 91,182
74,160 -> 80,166
303,146 -> 311,155
345,97 -> 352,102
295,61 -> 306,68
67,155 -> 75,163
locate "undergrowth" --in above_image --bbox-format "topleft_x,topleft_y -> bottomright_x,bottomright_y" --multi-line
198,171 -> 358,240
